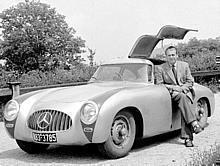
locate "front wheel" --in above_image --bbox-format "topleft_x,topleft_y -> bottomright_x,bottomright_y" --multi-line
16,140 -> 49,154
195,99 -> 208,129
98,111 -> 136,159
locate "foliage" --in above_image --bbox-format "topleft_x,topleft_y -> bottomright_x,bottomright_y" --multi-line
194,76 -> 220,93
177,37 -> 220,72
21,65 -> 96,88
176,37 -> 220,92
0,64 -> 97,88
87,47 -> 96,67
0,0 -> 85,73
0,69 -> 18,87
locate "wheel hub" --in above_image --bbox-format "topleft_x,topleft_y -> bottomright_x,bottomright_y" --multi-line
195,100 -> 208,129
197,102 -> 205,119
111,119 -> 129,146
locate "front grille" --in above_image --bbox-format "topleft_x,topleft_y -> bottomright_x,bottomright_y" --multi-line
28,110 -> 72,131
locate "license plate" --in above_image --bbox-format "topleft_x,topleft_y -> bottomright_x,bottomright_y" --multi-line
32,132 -> 57,143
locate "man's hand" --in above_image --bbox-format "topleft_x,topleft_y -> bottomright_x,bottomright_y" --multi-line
165,85 -> 190,94
172,86 -> 183,92
172,85 -> 190,94
181,86 -> 190,94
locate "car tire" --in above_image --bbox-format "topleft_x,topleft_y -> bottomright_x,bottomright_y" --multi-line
16,140 -> 49,154
195,99 -> 208,129
98,111 -> 136,159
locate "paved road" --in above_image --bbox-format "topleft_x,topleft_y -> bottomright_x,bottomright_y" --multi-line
0,93 -> 220,166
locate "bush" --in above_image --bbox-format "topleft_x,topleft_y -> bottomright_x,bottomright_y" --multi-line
176,37 -> 220,93
179,51 -> 220,72
19,69 -> 78,87
0,65 -> 97,88
0,70 -> 16,88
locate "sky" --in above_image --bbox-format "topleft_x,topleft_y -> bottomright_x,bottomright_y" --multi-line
1,0 -> 220,64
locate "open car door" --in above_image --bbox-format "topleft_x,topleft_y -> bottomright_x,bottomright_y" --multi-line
128,25 -> 197,63
156,25 -> 197,40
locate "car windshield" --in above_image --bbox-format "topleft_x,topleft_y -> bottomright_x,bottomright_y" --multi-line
90,63 -> 152,83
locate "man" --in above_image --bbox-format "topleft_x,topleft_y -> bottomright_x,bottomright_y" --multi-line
156,46 -> 202,147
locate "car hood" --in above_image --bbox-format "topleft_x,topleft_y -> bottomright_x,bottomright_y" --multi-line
16,82 -> 143,105
38,83 -> 127,103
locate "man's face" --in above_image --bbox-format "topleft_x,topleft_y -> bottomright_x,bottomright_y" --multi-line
166,48 -> 178,65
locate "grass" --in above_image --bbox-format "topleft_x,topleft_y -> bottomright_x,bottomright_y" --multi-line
186,143 -> 220,166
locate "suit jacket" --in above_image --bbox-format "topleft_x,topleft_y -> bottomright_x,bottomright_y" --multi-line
155,60 -> 195,102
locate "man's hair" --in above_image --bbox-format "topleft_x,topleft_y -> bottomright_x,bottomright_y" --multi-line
165,46 -> 178,55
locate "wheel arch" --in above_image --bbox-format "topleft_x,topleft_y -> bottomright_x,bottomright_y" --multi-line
119,107 -> 144,139
197,97 -> 211,117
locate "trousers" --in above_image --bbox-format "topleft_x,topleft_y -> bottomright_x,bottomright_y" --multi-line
171,92 -> 196,140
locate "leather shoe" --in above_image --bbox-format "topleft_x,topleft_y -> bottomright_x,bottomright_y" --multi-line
185,139 -> 194,147
193,124 -> 203,134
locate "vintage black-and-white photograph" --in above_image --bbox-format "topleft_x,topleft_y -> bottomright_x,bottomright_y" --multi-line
0,0 -> 220,165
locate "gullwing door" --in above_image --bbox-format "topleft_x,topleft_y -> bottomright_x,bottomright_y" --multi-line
129,25 -> 197,59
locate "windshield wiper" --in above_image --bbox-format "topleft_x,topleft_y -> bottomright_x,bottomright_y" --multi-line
91,76 -> 98,80
114,72 -> 124,81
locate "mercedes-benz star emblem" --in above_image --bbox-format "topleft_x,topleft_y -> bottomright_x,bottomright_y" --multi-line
37,112 -> 52,129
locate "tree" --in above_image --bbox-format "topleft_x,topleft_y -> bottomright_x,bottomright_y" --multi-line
0,0 -> 85,73
87,47 -> 95,67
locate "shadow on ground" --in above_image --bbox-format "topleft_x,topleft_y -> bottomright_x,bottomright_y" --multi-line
133,129 -> 182,150
0,130 -> 181,165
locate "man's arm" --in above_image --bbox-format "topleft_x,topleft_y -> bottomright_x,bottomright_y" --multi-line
180,63 -> 194,93
154,65 -> 164,85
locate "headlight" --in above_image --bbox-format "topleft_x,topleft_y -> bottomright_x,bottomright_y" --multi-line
80,101 -> 99,125
3,100 -> 20,121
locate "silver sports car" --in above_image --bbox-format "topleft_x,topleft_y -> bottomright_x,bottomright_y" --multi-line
3,25 -> 215,158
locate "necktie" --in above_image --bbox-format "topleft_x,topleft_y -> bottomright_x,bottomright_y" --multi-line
172,65 -> 178,84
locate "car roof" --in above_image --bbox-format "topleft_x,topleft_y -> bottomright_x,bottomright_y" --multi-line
101,58 -> 153,65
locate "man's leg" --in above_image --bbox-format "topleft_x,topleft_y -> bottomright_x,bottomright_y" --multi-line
180,116 -> 193,140
172,92 -> 196,146
171,92 -> 196,124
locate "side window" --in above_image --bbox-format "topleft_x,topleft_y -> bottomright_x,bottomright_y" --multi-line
147,65 -> 152,82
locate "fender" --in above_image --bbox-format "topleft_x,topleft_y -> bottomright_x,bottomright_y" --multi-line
193,83 -> 215,116
92,85 -> 172,143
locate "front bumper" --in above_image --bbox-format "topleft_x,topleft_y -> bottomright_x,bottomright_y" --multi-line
9,102 -> 91,145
